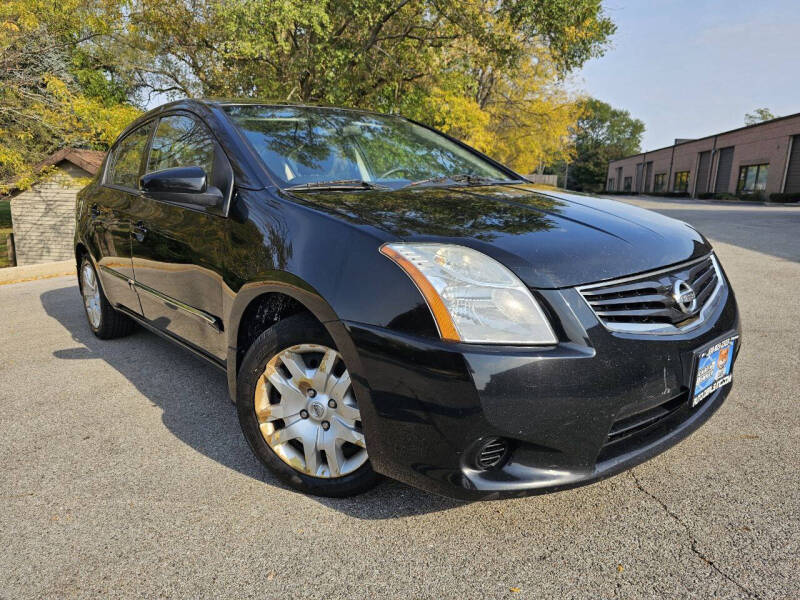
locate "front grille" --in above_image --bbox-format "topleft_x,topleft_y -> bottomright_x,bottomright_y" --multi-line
577,254 -> 723,334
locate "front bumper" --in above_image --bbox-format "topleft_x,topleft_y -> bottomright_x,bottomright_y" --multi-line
343,279 -> 740,501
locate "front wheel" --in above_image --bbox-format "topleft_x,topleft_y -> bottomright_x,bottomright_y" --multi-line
236,314 -> 379,497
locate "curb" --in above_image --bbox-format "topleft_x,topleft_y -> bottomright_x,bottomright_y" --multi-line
0,260 -> 75,286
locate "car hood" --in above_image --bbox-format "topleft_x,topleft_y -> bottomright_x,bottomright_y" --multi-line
288,184 -> 711,288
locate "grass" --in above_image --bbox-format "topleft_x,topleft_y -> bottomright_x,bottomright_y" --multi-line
0,200 -> 12,267
0,227 -> 12,268
0,199 -> 10,229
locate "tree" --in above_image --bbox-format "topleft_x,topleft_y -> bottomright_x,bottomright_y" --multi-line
744,108 -> 777,126
558,98 -> 644,192
108,0 -> 615,172
1,1 -> 617,189
0,1 -> 139,193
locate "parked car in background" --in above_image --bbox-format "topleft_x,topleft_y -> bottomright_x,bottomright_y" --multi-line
74,100 -> 740,499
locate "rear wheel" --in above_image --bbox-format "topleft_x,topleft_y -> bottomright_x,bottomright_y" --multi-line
237,314 -> 379,497
79,257 -> 135,339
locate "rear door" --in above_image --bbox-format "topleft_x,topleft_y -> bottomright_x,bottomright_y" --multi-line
92,122 -> 154,313
129,112 -> 234,361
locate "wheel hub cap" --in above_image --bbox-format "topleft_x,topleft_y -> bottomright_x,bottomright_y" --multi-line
308,401 -> 326,419
254,343 -> 367,478
81,263 -> 102,329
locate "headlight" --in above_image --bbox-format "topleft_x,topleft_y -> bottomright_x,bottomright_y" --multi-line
380,243 -> 557,345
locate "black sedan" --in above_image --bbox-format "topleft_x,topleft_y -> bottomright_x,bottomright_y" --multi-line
74,100 -> 740,499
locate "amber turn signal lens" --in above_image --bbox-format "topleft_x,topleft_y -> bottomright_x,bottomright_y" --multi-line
380,245 -> 460,342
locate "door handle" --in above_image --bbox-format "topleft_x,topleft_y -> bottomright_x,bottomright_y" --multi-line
90,204 -> 100,219
133,221 -> 148,242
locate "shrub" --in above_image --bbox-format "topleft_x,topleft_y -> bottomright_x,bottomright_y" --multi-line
737,192 -> 766,202
649,191 -> 690,198
769,193 -> 800,203
697,192 -> 715,199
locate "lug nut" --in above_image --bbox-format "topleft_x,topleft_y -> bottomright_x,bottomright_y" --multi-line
321,421 -> 330,431
300,409 -> 309,419
307,389 -> 317,398
328,399 -> 337,409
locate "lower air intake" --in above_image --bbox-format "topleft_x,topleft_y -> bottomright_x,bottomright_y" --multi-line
476,438 -> 509,470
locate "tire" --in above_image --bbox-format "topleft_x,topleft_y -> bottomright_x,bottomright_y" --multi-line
79,256 -> 136,339
237,313 -> 380,497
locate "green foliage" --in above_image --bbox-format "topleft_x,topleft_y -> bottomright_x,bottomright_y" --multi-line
559,97 -> 644,192
0,1 -> 140,193
116,0 -> 614,171
769,193 -> 800,203
0,228 -> 11,268
744,108 -> 777,126
0,200 -> 11,228
1,0 -> 618,188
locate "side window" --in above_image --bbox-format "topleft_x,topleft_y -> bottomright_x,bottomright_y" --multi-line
147,115 -> 215,178
108,123 -> 153,188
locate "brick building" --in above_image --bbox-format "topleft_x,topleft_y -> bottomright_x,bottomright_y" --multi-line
606,112 -> 800,198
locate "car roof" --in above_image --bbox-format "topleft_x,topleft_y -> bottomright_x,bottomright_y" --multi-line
143,98 -> 395,120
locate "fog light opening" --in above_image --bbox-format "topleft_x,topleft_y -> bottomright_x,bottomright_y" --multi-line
475,437 -> 510,470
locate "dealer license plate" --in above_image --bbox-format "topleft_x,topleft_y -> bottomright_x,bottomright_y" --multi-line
692,335 -> 737,407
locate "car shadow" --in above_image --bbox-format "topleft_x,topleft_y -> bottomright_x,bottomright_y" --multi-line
41,283 -> 463,519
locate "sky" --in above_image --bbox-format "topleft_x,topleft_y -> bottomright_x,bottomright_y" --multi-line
575,0 -> 800,151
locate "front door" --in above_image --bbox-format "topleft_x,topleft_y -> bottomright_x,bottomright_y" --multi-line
92,122 -> 154,313
129,113 -> 233,361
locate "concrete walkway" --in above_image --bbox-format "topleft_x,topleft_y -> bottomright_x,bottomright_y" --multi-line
0,260 -> 74,286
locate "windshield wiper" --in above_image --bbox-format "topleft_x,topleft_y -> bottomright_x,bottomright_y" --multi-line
403,174 -> 514,189
285,179 -> 390,191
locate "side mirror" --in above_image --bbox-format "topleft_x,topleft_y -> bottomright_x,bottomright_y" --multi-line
140,166 -> 223,208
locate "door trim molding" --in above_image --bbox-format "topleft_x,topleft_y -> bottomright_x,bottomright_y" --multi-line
131,277 -> 222,331
99,265 -> 130,281
132,279 -> 223,331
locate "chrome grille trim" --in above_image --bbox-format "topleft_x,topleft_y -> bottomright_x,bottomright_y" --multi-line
576,254 -> 725,335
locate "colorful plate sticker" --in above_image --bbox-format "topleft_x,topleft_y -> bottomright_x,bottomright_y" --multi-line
693,336 -> 736,406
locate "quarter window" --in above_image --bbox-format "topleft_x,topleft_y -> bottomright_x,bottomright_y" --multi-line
108,123 -> 153,189
737,164 -> 768,193
147,115 -> 216,178
653,173 -> 666,192
673,171 -> 689,192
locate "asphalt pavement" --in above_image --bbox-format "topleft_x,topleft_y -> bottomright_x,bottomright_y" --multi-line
1,196 -> 798,599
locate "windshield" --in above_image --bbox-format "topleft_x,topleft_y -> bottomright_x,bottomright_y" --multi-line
223,105 -> 516,189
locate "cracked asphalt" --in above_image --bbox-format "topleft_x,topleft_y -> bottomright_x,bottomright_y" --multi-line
1,197 -> 798,599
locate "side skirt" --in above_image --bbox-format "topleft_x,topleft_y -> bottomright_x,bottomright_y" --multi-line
116,305 -> 227,373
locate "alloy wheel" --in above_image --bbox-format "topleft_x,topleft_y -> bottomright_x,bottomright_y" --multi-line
254,343 -> 367,478
81,263 -> 102,329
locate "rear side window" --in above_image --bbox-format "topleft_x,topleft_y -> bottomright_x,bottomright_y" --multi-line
147,115 -> 215,178
108,124 -> 153,189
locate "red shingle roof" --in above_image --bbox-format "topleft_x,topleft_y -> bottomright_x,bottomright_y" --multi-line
35,148 -> 106,176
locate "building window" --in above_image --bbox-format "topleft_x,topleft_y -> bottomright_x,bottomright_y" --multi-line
623,176 -> 632,191
653,173 -> 666,192
608,178 -> 614,191
737,164 -> 769,193
673,171 -> 689,192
